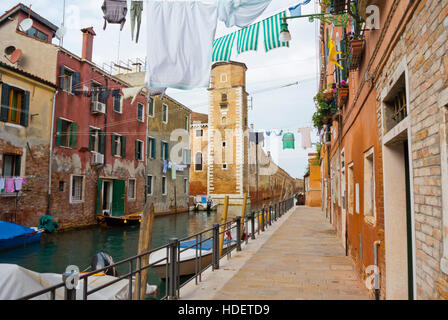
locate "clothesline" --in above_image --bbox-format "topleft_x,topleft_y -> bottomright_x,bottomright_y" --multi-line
0,177 -> 27,194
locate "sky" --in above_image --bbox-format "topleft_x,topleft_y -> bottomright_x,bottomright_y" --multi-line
1,0 -> 321,179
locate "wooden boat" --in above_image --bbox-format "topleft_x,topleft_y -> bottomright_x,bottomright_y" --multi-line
0,221 -> 44,252
97,213 -> 142,227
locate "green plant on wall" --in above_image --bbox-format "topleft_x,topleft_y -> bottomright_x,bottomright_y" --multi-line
312,90 -> 339,130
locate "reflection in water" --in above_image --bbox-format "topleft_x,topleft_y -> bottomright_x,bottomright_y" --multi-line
0,210 -> 220,299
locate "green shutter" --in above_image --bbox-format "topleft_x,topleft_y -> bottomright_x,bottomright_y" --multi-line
121,136 -> 126,158
56,118 -> 63,146
136,140 -> 139,160
151,138 -> 156,158
1,84 -> 10,122
161,141 -> 164,160
14,155 -> 21,176
96,179 -> 103,215
72,72 -> 81,94
99,130 -> 105,154
69,122 -> 78,149
165,143 -> 169,161
88,128 -> 94,151
111,133 -> 117,156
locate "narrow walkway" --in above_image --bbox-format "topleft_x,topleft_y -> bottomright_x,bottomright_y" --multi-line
181,206 -> 371,300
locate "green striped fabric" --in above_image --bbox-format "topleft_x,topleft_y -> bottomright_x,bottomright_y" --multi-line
212,32 -> 236,62
236,22 -> 261,54
263,11 -> 289,52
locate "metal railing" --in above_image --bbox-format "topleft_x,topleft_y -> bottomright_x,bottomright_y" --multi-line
19,197 -> 296,300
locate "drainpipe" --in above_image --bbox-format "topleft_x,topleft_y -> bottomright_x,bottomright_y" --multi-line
374,240 -> 381,300
47,90 -> 58,215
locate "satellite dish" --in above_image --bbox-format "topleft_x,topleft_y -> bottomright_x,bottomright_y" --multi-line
55,26 -> 67,40
4,46 -> 16,55
18,18 -> 33,32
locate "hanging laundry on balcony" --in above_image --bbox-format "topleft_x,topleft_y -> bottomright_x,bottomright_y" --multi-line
13,177 -> 25,191
282,132 -> 295,150
5,178 -> 15,193
172,164 -> 177,180
130,1 -> 143,43
212,32 -> 237,62
101,0 -> 128,31
236,22 -> 261,54
263,11 -> 289,52
298,127 -> 312,149
217,0 -> 272,28
0,178 -> 5,193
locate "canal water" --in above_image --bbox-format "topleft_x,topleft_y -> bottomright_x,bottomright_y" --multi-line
0,210 -> 221,299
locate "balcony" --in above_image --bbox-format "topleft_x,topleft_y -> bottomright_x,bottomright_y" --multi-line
348,38 -> 365,70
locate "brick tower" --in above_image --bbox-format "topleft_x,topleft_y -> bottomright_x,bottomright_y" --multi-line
207,61 -> 250,218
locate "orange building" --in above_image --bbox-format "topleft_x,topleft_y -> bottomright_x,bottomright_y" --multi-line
304,153 -> 321,207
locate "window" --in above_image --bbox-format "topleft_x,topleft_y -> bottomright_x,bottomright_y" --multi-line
222,141 -> 226,147
111,134 -> 126,157
161,141 -> 169,161
220,73 -> 228,83
148,98 -> 154,117
364,148 -> 375,221
384,74 -> 407,132
70,175 -> 84,203
89,127 -> 104,154
147,175 -> 153,195
196,129 -> 204,137
1,85 -> 30,126
135,140 -> 144,161
184,178 -> 188,194
222,117 -> 227,125
59,67 -> 80,95
185,116 -> 189,130
220,102 -> 228,109
62,68 -> 73,93
59,181 -> 65,192
25,26 -> 48,42
162,104 -> 168,123
113,92 -> 122,113
137,103 -> 144,122
128,179 -> 136,200
195,152 -> 203,171
182,148 -> 191,165
91,82 -> 104,104
2,154 -> 21,177
348,163 -> 354,215
162,176 -> 167,195
148,137 -> 156,159
222,163 -> 228,170
222,93 -> 228,101
56,118 -> 78,148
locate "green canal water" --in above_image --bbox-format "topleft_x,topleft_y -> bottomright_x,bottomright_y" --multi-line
0,210 -> 220,299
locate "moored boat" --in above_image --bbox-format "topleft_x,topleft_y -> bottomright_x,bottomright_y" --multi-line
0,221 -> 43,252
97,213 -> 142,227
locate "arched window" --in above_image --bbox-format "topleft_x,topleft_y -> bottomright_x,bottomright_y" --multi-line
195,152 -> 203,171
222,116 -> 226,125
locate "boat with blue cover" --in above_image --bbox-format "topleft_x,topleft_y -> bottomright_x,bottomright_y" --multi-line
0,221 -> 43,251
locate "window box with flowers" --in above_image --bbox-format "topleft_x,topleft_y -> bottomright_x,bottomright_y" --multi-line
312,90 -> 339,131
336,80 -> 349,106
347,33 -> 365,70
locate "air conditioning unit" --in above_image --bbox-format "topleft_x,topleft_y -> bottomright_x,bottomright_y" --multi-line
91,101 -> 106,114
92,152 -> 104,165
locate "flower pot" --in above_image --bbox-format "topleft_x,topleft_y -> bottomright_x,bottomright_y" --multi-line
324,91 -> 334,101
337,87 -> 349,106
349,39 -> 365,70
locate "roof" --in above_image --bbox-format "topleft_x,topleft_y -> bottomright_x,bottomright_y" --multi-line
212,61 -> 248,70
191,112 -> 208,123
0,3 -> 58,33
0,61 -> 57,88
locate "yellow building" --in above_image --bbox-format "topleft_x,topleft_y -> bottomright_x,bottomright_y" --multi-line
304,153 -> 322,207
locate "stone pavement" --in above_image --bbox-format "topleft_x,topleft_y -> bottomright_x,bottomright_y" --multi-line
180,206 -> 371,300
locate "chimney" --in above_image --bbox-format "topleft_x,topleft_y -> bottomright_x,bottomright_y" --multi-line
81,27 -> 96,61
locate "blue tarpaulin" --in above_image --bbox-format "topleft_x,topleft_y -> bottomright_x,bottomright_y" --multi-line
0,221 -> 35,240
179,239 -> 234,251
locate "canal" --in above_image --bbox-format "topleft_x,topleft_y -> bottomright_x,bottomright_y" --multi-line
0,210 -> 221,299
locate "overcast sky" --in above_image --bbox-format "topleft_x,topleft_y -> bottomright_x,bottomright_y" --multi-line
1,0 -> 321,178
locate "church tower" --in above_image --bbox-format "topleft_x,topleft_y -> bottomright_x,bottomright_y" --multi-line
207,61 -> 250,218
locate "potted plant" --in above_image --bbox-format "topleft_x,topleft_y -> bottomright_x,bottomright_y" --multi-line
336,80 -> 349,106
347,32 -> 365,70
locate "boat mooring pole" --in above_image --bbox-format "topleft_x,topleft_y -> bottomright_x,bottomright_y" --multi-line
219,196 -> 229,258
133,202 -> 155,300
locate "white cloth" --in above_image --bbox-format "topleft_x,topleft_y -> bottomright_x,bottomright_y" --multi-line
121,86 -> 144,105
217,0 -> 272,28
0,178 -> 5,193
298,127 -> 312,149
146,0 -> 218,89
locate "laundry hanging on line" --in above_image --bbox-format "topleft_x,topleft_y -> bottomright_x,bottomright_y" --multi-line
130,0 -> 144,43
289,0 -> 312,16
146,0 -> 271,89
298,127 -> 312,149
282,132 -> 295,150
101,0 -> 128,31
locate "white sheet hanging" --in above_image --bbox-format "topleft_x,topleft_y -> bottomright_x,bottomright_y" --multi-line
146,0 -> 218,89
217,0 -> 272,28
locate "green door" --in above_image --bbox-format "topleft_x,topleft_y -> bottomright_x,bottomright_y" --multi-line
112,180 -> 126,217
96,179 -> 103,215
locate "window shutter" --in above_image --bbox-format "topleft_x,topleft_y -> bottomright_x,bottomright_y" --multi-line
151,138 -> 156,158
121,136 -> 126,158
59,66 -> 65,89
165,143 -> 169,161
146,137 -> 150,157
99,130 -> 105,154
136,140 -> 140,160
111,134 -> 117,156
1,84 -> 11,122
72,72 -> 81,94
56,118 -> 63,146
89,128 -> 94,151
161,141 -> 164,160
98,86 -> 106,103
20,90 -> 30,127
14,155 -> 21,176
69,122 -> 78,149
185,149 -> 191,165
